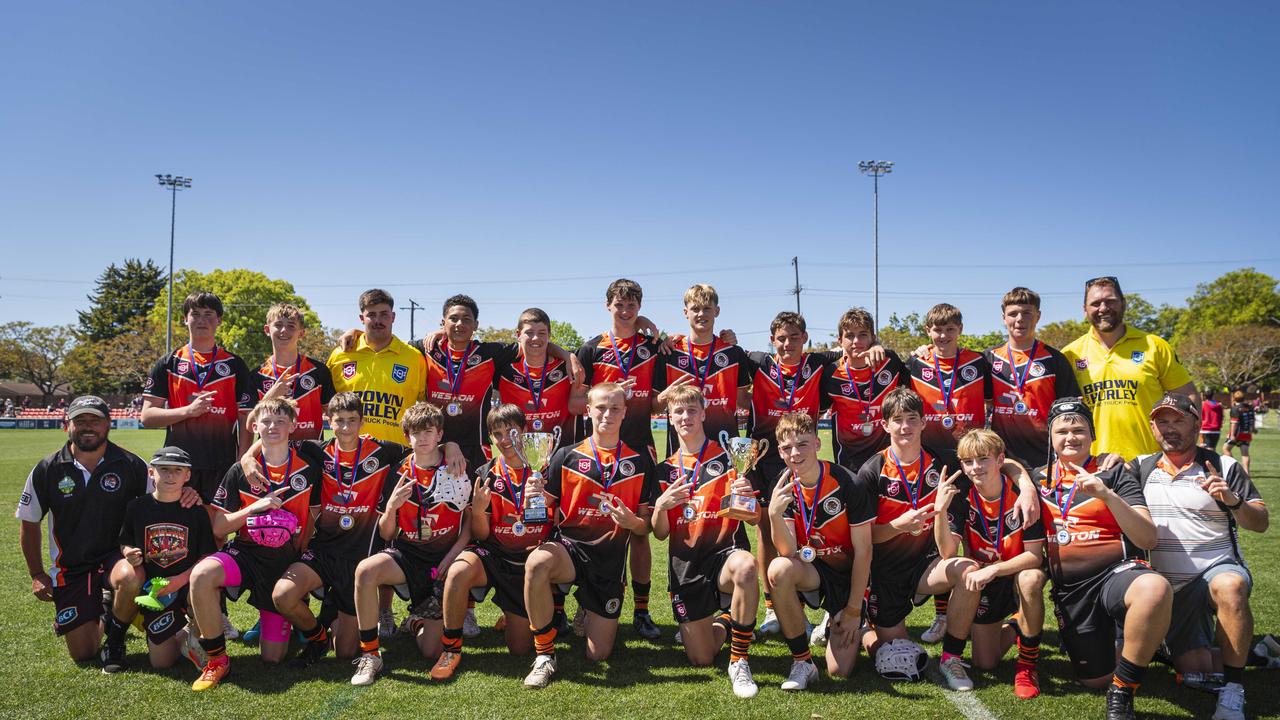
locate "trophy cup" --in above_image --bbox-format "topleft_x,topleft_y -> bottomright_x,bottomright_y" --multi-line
510,426 -> 561,524
717,432 -> 767,521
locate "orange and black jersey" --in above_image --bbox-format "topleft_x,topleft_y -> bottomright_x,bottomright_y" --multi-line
544,439 -> 657,575
576,333 -> 662,453
1032,458 -> 1148,600
254,355 -> 336,442
986,342 -> 1079,463
418,338 -> 516,453
655,440 -> 743,565
654,338 -> 752,455
947,475 -> 1046,566
494,352 -> 575,439
212,449 -> 322,564
859,446 -> 965,580
144,345 -> 254,470
295,436 -> 405,560
822,351 -> 910,471
477,457 -> 556,556
747,351 -> 833,464
378,455 -> 471,564
779,461 -> 877,572
908,349 -> 992,452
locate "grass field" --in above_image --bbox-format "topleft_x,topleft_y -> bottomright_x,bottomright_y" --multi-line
2,428 -> 1278,719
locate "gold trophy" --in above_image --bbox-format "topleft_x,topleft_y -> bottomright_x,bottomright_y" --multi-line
509,426 -> 561,524
717,432 -> 767,521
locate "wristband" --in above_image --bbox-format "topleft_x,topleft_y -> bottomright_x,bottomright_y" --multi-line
1226,495 -> 1245,511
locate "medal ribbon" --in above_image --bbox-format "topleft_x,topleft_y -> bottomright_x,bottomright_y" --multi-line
677,437 -> 710,491
774,354 -> 805,410
889,448 -> 924,509
443,341 -> 476,397
792,464 -> 825,547
1004,341 -> 1040,397
497,456 -> 529,511
187,344 -> 220,391
607,333 -> 636,380
969,481 -> 1007,553
931,351 -> 957,413
259,451 -> 295,494
269,354 -> 302,385
589,438 -> 622,494
844,358 -> 874,422
521,353 -> 549,411
330,438 -> 364,505
686,337 -> 718,390
410,455 -> 447,538
1051,455 -> 1092,525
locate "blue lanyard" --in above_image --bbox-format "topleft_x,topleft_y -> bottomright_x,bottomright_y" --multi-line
844,359 -> 873,401
259,451 -> 294,493
677,437 -> 710,491
792,464 -> 825,542
520,353 -> 549,410
607,333 -> 636,379
270,354 -> 302,383
186,344 -> 220,391
931,351 -> 957,413
443,341 -> 476,396
969,481 -> 1006,550
774,355 -> 805,409
497,456 -> 529,509
1004,341 -> 1039,396
686,338 -> 718,388
589,438 -> 622,493
889,448 -> 924,508
1051,456 -> 1091,520
330,439 -> 364,504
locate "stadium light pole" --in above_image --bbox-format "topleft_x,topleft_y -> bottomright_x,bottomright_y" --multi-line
858,160 -> 893,329
155,174 -> 193,354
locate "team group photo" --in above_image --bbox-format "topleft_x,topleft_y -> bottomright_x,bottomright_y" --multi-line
3,4 -> 1278,720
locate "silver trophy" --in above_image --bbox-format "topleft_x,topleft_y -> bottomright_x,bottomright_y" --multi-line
719,432 -> 766,521
509,426 -> 561,524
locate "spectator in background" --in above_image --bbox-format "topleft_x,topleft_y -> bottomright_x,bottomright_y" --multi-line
1200,389 -> 1224,453
1225,390 -> 1256,475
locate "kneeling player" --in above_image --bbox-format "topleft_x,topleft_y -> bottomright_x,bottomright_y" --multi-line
766,413 -> 875,691
431,404 -> 554,680
521,382 -> 656,689
113,447 -> 218,670
937,429 -> 1047,699
1035,398 -> 1171,720
652,385 -> 760,697
349,402 -> 472,686
188,398 -> 322,690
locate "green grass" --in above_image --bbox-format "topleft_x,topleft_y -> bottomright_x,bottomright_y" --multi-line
2,427 -> 1279,719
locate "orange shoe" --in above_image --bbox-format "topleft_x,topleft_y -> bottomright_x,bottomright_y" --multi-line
192,654 -> 230,691
494,615 -> 507,632
1013,663 -> 1040,699
430,650 -> 461,681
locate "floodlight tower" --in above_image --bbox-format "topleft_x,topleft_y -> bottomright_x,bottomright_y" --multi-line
858,160 -> 893,328
155,174 -> 193,354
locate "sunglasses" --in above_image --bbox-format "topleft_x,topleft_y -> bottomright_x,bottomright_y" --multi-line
1085,276 -> 1120,289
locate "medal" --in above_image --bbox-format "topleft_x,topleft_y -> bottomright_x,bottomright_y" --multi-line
512,521 -> 526,537
1014,401 -> 1028,414
860,423 -> 873,436
447,402 -> 461,416
598,499 -> 613,514
941,415 -> 955,429
1056,528 -> 1071,546
532,419 -> 543,431
792,465 -> 824,564
799,546 -> 817,563
682,504 -> 696,521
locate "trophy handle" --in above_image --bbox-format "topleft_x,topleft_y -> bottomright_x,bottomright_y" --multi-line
718,430 -> 731,448
750,438 -> 770,470
550,425 -> 562,460
508,428 -> 529,467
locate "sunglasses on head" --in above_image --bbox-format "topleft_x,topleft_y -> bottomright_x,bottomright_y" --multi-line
1085,276 -> 1120,289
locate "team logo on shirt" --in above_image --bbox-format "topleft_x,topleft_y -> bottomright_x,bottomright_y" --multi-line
669,468 -> 682,481
1076,359 -> 1089,370
637,346 -> 651,360
214,485 -> 228,501
343,362 -> 357,379
299,375 -> 315,391
1029,362 -> 1045,377
492,477 -> 505,492
822,496 -> 842,516
19,492 -> 31,506
841,383 -> 854,395
392,364 -> 409,384
215,362 -> 230,376
992,360 -> 1004,373
143,376 -> 155,391
921,368 -> 934,381
886,480 -> 901,496
714,353 -> 729,368
876,369 -> 893,386
177,361 -> 190,374
961,366 -> 978,382
925,469 -> 941,487
290,474 -> 308,491
706,460 -> 724,476
578,459 -> 593,473
145,523 -> 189,569
677,355 -> 689,368
1004,511 -> 1021,531
361,457 -> 380,474
619,460 -> 636,476
100,473 -> 121,492
58,476 -> 75,495
1131,351 -> 1145,364
262,378 -> 276,392
468,354 -> 481,367
802,364 -> 813,379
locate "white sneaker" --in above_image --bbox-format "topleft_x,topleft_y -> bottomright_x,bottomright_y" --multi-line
1213,682 -> 1246,720
728,658 -> 759,698
182,630 -> 208,670
350,653 -> 383,686
462,608 -> 481,638
221,613 -> 240,641
810,612 -> 830,648
378,610 -> 397,639
939,655 -> 974,692
757,608 -> 780,637
921,614 -> 948,644
572,608 -> 587,637
780,659 -> 819,691
523,654 -> 557,689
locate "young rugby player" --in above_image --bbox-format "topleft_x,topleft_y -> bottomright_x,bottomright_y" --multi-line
348,402 -> 472,686
254,302 -> 335,442
766,413 -> 875,690
493,308 -> 583,438
1225,389 -> 1256,475
652,385 -> 760,697
521,382 -> 657,688
823,307 -> 908,473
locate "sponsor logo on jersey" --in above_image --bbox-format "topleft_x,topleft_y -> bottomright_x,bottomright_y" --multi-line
20,491 -> 31,506
56,607 -> 78,627
1131,351 -> 1145,364
343,362 -> 357,379
392,364 -> 409,384
148,611 -> 175,635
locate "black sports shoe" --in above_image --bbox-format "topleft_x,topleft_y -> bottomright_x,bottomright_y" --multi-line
100,643 -> 129,674
290,639 -> 331,669
1106,685 -> 1136,720
633,610 -> 661,641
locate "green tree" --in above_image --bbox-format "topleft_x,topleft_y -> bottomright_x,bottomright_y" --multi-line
145,269 -> 321,362
1038,319 -> 1089,350
77,259 -> 168,342
551,320 -> 584,350
876,312 -> 928,356
0,322 -> 77,401
1123,294 -> 1183,339
1174,269 -> 1280,341
1178,324 -> 1280,391
959,330 -> 1007,352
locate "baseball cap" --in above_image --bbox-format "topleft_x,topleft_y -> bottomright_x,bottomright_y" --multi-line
66,395 -> 110,419
1150,392 -> 1200,421
151,446 -> 193,468
1047,396 -> 1095,437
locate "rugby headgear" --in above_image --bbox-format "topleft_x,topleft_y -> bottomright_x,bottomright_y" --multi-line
245,508 -> 300,548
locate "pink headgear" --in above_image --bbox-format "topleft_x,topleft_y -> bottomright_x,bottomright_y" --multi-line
245,509 -> 300,548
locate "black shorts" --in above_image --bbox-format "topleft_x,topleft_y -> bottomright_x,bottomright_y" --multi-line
669,547 -> 737,624
140,587 -> 190,645
1199,431 -> 1220,447
1054,561 -> 1157,681
866,554 -> 934,629
557,537 -> 625,620
50,552 -> 121,637
799,560 -> 855,616
973,575 -> 1017,625
749,458 -> 787,507
220,543 -> 294,614
190,467 -> 228,504
382,546 -> 445,616
298,549 -> 361,617
467,542 -> 531,618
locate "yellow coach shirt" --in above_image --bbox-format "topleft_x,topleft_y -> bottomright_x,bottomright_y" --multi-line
1062,326 -> 1192,459
327,335 -> 426,443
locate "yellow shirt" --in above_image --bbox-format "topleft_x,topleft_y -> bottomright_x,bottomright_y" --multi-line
327,335 -> 426,443
1062,326 -> 1193,459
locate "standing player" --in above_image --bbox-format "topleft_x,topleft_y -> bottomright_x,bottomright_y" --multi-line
1200,389 -> 1224,452
1225,390 -> 1255,475
935,429 -> 1047,699
142,291 -> 255,503
652,385 -> 760,698
1032,398 -> 1170,720
348,402 -> 472,686
254,303 -> 335,442
986,288 -> 1080,464
520,382 -> 657,689
823,307 -> 908,473
187,398 -> 323,690
765,413 -> 875,690
16,396 -> 153,666
493,308 -> 583,439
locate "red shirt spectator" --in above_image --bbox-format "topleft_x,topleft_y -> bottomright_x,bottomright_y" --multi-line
1201,396 -> 1224,432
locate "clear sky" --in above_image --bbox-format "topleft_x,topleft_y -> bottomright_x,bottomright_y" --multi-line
2,2 -> 1277,350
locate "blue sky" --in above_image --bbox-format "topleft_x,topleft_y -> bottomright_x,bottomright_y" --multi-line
2,2 -> 1277,349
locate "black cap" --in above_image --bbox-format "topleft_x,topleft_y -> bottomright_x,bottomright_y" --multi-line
151,446 -> 193,468
1047,396 -> 1095,437
66,395 -> 110,419
1150,392 -> 1200,421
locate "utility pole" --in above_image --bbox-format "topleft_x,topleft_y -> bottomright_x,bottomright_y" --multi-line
858,160 -> 893,329
791,256 -> 802,315
402,299 -> 423,341
155,174 -> 193,355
